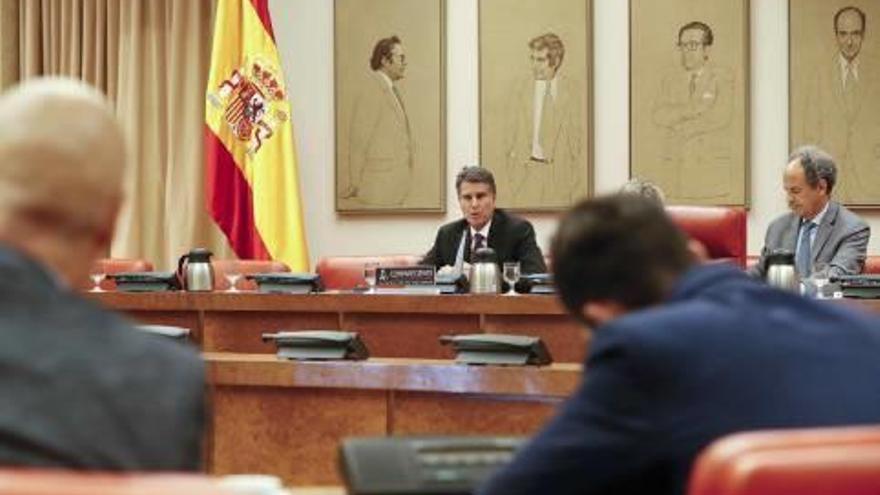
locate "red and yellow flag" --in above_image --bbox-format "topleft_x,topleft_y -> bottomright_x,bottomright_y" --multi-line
205,0 -> 309,271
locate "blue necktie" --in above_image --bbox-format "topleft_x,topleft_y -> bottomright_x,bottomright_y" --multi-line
796,221 -> 817,277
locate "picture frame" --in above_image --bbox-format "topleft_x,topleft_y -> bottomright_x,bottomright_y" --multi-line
479,0 -> 592,211
630,0 -> 750,206
790,1 -> 880,206
334,0 -> 446,213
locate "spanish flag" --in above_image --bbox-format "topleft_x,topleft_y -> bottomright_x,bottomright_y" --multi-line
204,0 -> 309,271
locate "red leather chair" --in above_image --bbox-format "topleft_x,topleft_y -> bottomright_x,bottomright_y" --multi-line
689,426 -> 880,495
0,469 -> 233,494
89,258 -> 154,291
211,259 -> 290,291
315,254 -> 423,290
864,256 -> 880,274
666,206 -> 747,268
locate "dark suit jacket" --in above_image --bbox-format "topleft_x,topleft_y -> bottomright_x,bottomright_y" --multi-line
749,200 -> 869,278
0,246 -> 205,470
421,209 -> 546,274
480,264 -> 880,495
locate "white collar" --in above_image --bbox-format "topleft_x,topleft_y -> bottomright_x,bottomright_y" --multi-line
534,77 -> 558,99
375,70 -> 394,89
804,201 -> 830,227
470,220 -> 492,241
838,54 -> 860,80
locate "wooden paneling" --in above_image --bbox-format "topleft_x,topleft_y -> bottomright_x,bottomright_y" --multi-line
204,353 -> 582,485
89,292 -> 589,362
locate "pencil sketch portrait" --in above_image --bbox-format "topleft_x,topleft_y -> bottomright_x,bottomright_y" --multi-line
792,2 -> 880,205
631,0 -> 748,206
335,0 -> 444,213
480,0 -> 591,211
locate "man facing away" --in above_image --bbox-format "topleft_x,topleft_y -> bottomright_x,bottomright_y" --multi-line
480,194 -> 880,495
0,78 -> 204,470
749,145 -> 869,279
343,35 -> 413,207
422,166 -> 546,275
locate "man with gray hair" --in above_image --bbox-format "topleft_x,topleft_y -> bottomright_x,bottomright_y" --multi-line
749,145 -> 869,279
0,78 -> 205,469
619,177 -> 666,206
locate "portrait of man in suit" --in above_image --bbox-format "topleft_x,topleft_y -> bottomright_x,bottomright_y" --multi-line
651,21 -> 735,201
799,5 -> 880,204
341,35 -> 413,207
501,32 -> 585,208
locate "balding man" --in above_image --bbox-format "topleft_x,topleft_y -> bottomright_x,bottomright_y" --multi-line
0,78 -> 204,470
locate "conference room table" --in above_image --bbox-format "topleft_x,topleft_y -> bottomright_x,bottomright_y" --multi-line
85,291 -> 880,484
86,291 -> 590,362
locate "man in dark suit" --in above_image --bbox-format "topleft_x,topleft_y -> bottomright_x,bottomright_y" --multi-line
480,195 -> 880,495
422,166 -> 546,274
0,78 -> 204,470
749,145 -> 869,279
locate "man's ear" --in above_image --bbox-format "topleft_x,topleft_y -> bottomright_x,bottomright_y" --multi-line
581,300 -> 629,327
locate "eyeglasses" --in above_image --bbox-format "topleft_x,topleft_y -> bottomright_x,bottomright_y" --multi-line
677,41 -> 705,51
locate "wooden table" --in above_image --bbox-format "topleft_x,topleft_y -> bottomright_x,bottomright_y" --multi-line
204,353 -> 582,485
87,292 -> 589,362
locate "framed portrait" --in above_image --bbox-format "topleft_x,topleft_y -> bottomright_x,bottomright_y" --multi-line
790,1 -> 880,206
479,0 -> 592,211
335,0 -> 445,213
630,0 -> 749,206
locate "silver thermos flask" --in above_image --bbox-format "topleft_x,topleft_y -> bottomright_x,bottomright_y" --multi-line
469,247 -> 501,294
177,248 -> 214,292
765,250 -> 799,292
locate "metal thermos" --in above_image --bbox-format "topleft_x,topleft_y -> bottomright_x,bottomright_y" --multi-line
765,250 -> 799,292
469,247 -> 500,294
177,248 -> 214,292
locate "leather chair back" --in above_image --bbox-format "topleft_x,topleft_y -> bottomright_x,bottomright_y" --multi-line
666,206 -> 747,268
316,255 -> 423,290
689,426 -> 880,495
212,259 -> 291,291
0,469 -> 233,494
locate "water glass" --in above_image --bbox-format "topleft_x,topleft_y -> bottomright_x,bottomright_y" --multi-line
225,272 -> 242,292
89,271 -> 106,292
502,262 -> 521,295
363,262 -> 379,293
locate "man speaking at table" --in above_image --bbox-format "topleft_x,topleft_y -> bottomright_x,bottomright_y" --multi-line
422,166 -> 546,275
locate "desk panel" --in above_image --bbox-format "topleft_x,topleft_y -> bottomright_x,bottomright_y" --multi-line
90,292 -> 588,362
205,353 -> 581,485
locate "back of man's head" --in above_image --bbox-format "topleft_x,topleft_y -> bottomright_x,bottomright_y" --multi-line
552,195 -> 694,323
0,78 -> 125,278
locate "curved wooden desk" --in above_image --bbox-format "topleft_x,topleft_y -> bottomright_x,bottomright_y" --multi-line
205,353 -> 582,485
88,292 -> 589,362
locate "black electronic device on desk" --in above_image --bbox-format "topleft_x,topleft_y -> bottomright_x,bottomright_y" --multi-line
247,273 -> 322,294
514,273 -> 554,294
829,274 -> 880,299
439,334 -> 552,366
340,436 -> 525,495
261,330 -> 369,360
110,271 -> 181,292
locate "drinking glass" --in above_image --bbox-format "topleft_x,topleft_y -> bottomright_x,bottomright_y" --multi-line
225,271 -> 242,293
363,262 -> 379,293
89,268 -> 106,293
502,262 -> 521,296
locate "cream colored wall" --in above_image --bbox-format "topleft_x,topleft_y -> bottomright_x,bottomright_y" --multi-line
270,0 -> 880,268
